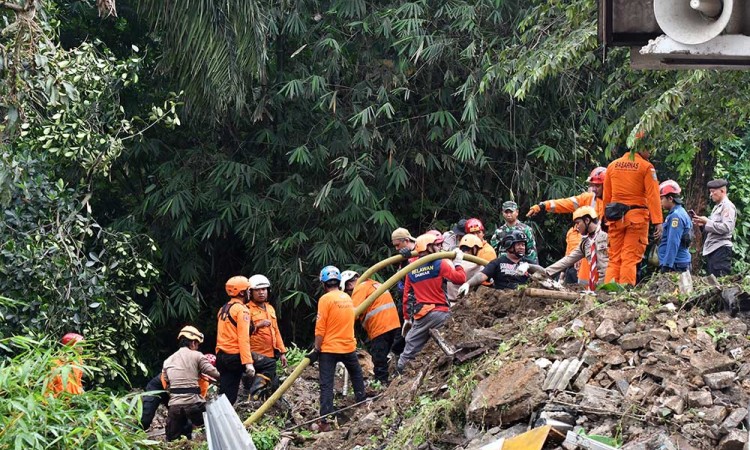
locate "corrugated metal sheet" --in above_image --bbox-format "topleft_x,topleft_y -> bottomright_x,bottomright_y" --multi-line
542,358 -> 584,391
204,394 -> 257,450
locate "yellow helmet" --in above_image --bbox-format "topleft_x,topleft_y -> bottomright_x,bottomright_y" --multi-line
414,233 -> 438,253
225,276 -> 251,297
178,325 -> 204,343
572,206 -> 598,221
459,234 -> 483,249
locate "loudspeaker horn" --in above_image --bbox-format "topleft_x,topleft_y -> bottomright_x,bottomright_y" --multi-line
654,0 -> 734,45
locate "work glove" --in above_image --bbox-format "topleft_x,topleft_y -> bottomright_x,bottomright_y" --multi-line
531,271 -> 549,282
457,282 -> 471,297
453,249 -> 464,263
306,350 -> 320,363
399,248 -> 413,259
401,320 -> 413,337
244,364 -> 255,378
527,204 -> 542,218
516,262 -> 530,276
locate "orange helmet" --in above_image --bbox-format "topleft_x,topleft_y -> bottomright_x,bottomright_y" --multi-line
459,234 -> 483,250
465,218 -> 484,233
61,333 -> 84,346
415,233 -> 438,253
587,167 -> 606,184
659,180 -> 682,196
225,276 -> 250,297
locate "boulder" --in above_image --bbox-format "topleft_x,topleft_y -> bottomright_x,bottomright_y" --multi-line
687,390 -> 713,407
595,319 -> 620,342
466,361 -> 546,427
619,332 -> 653,350
718,430 -> 748,450
704,371 -> 736,390
690,351 -> 735,375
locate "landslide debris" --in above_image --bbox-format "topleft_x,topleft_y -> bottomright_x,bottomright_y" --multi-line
275,274 -> 750,450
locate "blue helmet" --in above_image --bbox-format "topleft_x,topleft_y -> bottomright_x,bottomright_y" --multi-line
319,265 -> 341,282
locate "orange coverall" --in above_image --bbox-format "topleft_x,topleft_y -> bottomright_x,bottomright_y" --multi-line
247,301 -> 286,359
351,279 -> 400,340
603,152 -> 663,285
50,359 -> 84,395
539,191 -> 602,281
564,226 -> 588,283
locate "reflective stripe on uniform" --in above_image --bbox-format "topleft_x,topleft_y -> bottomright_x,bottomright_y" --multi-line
568,197 -> 579,208
549,200 -> 556,212
362,303 -> 397,328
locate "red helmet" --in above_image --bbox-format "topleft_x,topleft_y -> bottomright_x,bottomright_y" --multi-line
426,229 -> 444,245
587,167 -> 606,184
204,353 -> 217,367
61,333 -> 84,346
659,180 -> 682,196
464,218 -> 484,233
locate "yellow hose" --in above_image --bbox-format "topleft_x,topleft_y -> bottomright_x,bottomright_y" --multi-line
355,252 -> 414,286
244,251 -> 488,427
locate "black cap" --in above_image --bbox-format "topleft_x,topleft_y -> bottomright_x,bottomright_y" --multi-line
452,219 -> 467,236
707,179 -> 728,189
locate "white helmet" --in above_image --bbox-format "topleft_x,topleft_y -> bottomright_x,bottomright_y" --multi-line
340,270 -> 359,290
248,274 -> 271,290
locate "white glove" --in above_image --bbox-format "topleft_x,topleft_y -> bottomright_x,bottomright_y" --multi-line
457,283 -> 471,297
245,364 -> 255,377
453,249 -> 464,263
516,262 -> 529,275
401,320 -> 413,337
531,271 -> 548,281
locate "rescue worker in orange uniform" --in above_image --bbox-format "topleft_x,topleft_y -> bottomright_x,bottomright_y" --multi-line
341,270 -> 401,384
309,265 -> 366,432
245,274 -> 287,400
603,144 -> 663,285
465,218 -> 497,263
527,166 -> 607,284
216,275 -> 255,405
50,332 -> 85,396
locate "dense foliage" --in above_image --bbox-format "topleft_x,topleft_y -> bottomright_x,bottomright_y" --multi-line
2,0 -> 749,383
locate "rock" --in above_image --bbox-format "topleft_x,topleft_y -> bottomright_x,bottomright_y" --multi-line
619,332 -> 653,350
690,351 -> 735,375
648,329 -> 671,341
535,358 -> 553,369
718,430 -> 748,450
670,434 -> 700,450
602,349 -> 627,366
546,326 -> 567,341
466,361 -> 546,426
573,366 -> 594,391
595,319 -> 620,342
622,321 -> 638,335
704,371 -> 736,390
571,319 -> 585,332
699,405 -> 728,425
720,408 -> 748,434
662,395 -> 686,414
737,363 -> 750,380
622,433 -> 678,450
687,390 -> 713,407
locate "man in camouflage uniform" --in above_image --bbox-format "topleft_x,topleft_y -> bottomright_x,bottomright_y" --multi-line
491,201 -> 538,264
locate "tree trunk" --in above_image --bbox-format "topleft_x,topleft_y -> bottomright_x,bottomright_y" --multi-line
683,141 -> 715,273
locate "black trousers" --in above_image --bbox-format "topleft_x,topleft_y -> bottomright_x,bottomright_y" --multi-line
166,403 -> 205,442
140,375 -> 169,430
245,353 -> 278,399
706,246 -> 732,277
369,329 -> 398,383
217,352 -> 244,405
319,352 -> 366,421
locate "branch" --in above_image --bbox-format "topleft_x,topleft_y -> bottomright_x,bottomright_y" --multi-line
0,1 -> 28,13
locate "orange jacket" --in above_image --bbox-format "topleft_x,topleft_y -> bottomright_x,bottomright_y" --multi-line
50,359 -> 83,395
604,152 -> 663,225
160,372 -> 210,398
247,301 -> 286,358
565,226 -> 582,255
477,241 -> 496,262
315,290 -> 357,354
541,191 -> 604,222
215,298 -> 254,365
351,279 -> 400,340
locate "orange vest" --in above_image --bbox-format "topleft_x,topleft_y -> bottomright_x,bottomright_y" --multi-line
247,301 -> 286,358
604,152 -> 663,225
351,279 -> 401,340
215,298 -> 254,364
542,191 -> 604,222
50,359 -> 83,395
315,290 -> 357,353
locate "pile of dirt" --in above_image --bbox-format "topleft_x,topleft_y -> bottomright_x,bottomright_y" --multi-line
275,275 -> 750,450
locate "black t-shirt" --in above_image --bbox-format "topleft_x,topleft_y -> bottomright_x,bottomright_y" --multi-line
481,255 -> 532,289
